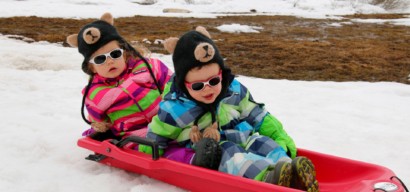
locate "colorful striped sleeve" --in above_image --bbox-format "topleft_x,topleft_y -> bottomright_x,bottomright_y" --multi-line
84,85 -> 116,123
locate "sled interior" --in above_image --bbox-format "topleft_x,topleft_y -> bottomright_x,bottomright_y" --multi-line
77,136 -> 405,192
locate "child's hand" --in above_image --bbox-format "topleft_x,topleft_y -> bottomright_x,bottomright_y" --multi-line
189,125 -> 202,143
203,122 -> 220,142
91,121 -> 112,132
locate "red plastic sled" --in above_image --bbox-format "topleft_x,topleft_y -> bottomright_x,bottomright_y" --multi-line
77,136 -> 407,192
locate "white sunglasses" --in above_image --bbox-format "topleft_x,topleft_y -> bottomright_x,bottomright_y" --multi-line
89,48 -> 124,65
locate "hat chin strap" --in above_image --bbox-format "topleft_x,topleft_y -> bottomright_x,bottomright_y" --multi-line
125,41 -> 163,95
81,75 -> 94,125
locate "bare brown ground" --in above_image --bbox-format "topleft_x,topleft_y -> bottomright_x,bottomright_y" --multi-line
0,14 -> 409,84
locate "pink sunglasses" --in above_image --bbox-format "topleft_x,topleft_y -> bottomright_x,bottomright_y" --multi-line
185,70 -> 222,91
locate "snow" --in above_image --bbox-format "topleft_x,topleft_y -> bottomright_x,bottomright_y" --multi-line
216,24 -> 263,33
0,0 -> 409,21
0,0 -> 409,191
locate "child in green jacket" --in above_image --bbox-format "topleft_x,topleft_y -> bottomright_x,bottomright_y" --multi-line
140,26 -> 318,191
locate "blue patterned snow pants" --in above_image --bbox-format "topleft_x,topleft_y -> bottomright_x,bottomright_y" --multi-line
218,134 -> 291,179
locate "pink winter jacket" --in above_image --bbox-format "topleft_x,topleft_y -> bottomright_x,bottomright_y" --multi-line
83,57 -> 172,137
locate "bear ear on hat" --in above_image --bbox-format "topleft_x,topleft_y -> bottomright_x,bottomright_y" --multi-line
100,12 -> 114,26
163,37 -> 179,54
66,34 -> 78,47
196,26 -> 211,39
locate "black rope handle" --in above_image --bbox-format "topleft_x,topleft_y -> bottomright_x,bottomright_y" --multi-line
373,176 -> 409,192
391,176 -> 409,192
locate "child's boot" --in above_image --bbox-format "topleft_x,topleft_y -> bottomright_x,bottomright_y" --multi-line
192,138 -> 222,170
291,156 -> 319,192
263,161 -> 292,187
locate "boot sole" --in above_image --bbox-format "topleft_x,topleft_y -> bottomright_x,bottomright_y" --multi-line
292,157 -> 319,192
271,161 -> 292,187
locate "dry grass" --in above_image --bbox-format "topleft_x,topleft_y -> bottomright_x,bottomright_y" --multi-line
0,14 -> 409,84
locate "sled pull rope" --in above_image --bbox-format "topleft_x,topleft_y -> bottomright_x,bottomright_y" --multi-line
391,176 -> 409,192
112,136 -> 160,160
373,176 -> 409,192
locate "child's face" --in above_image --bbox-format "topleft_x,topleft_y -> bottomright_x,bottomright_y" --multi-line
185,63 -> 222,104
89,40 -> 127,78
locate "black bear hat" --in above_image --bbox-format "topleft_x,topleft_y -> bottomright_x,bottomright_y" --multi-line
66,13 -> 124,75
163,26 -> 234,102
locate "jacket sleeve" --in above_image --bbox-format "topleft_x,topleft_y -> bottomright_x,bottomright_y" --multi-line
151,58 -> 173,91
138,100 -> 186,155
83,85 -> 112,123
258,114 -> 297,158
237,82 -> 297,158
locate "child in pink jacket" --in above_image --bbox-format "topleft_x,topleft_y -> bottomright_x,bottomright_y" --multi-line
66,13 -> 172,141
